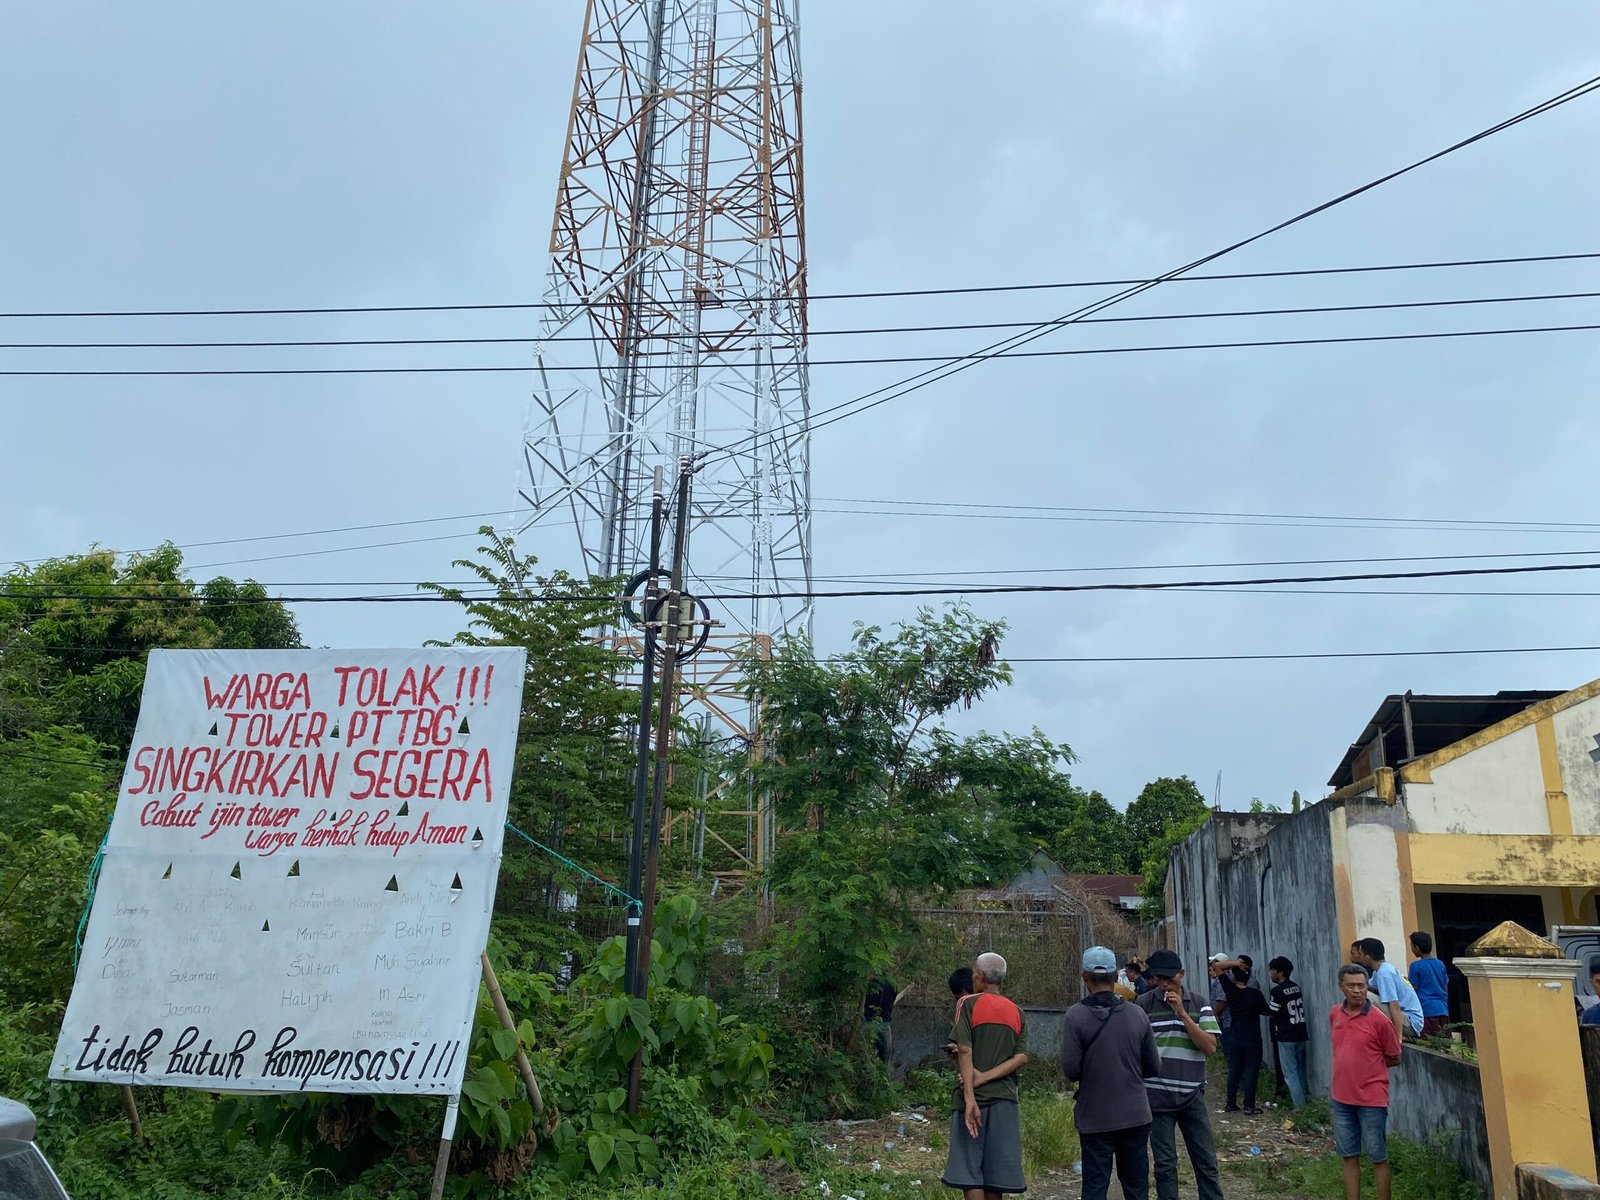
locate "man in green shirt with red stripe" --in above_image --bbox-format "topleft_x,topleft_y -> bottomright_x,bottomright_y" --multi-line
943,951 -> 1028,1198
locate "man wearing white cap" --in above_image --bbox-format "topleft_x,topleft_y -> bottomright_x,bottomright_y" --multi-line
1061,946 -> 1162,1200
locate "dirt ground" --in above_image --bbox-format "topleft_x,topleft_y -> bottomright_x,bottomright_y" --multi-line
1027,1091 -> 1335,1200
815,1086 -> 1334,1199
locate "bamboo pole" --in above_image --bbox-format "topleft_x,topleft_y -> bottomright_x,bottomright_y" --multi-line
480,952 -> 545,1114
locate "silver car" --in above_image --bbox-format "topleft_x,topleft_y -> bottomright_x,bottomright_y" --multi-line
0,1098 -> 70,1200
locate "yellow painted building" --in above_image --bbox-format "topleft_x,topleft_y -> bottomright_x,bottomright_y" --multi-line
1325,682 -> 1600,974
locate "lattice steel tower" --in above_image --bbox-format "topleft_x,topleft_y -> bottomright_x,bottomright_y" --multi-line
520,0 -> 812,640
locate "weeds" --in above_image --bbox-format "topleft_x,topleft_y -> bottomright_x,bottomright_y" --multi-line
1227,1132 -> 1482,1200
1019,1091 -> 1078,1178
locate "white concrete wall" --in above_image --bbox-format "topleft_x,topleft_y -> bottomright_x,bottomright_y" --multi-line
1553,696 -> 1600,834
1404,723 -> 1549,835
1342,807 -> 1407,961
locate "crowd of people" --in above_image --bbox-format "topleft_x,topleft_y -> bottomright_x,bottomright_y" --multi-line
923,929 -> 1469,1200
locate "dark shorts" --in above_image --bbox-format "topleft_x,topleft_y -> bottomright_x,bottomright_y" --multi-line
943,1099 -> 1025,1194
1421,1015 -> 1450,1038
1332,1101 -> 1388,1163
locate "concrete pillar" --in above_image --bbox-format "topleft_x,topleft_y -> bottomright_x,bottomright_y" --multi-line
1457,921 -> 1596,1200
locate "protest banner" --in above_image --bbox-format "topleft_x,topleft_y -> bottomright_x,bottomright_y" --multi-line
50,646 -> 527,1096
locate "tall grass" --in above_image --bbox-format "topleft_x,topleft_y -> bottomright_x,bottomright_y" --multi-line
1020,1091 -> 1079,1178
1230,1133 -> 1482,1200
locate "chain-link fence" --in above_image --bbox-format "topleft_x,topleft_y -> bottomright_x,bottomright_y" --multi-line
903,888 -> 1135,1009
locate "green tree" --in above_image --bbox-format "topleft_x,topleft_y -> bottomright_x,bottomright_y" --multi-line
1137,809 -> 1209,919
0,728 -> 116,1010
1053,789 -> 1133,874
423,529 -> 643,968
1124,775 -> 1209,869
0,544 -> 301,748
742,605 -> 1021,1060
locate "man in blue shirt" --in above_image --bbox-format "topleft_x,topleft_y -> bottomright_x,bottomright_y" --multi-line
1407,932 -> 1451,1038
1581,957 -> 1600,1028
1353,938 -> 1422,1038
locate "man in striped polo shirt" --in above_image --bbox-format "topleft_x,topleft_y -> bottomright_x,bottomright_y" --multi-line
1135,950 -> 1224,1200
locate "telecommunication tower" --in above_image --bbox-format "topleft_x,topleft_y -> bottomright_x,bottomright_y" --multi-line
519,0 -> 813,643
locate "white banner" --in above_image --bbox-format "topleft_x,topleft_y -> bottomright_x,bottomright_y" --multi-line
51,646 -> 526,1095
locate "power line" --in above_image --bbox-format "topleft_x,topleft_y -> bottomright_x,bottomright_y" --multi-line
699,70 -> 1600,462
4,645 -> 1600,682
3,251 -> 1598,319
808,504 -> 1600,536
5,319 -> 1600,376
16,546 -> 1600,590
4,288 -> 1599,350
15,556 -> 1600,604
5,511 -> 521,567
814,496 -> 1600,533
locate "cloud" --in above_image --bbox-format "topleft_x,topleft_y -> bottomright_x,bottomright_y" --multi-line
1087,0 -> 1199,71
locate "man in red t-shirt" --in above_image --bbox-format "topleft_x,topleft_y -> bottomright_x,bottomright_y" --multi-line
1329,964 -> 1402,1200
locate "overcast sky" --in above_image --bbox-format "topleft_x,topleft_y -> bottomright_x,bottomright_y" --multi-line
5,2 -> 1600,810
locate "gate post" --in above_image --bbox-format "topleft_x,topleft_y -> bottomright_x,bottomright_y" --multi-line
1457,921 -> 1595,1200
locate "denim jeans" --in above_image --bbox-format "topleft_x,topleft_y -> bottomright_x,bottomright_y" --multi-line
1151,1099 -> 1223,1200
1277,1040 -> 1309,1107
1226,1038 -> 1262,1109
1080,1123 -> 1152,1200
1332,1101 -> 1389,1163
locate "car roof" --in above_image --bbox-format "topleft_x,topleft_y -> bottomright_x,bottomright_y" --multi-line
0,1097 -> 38,1142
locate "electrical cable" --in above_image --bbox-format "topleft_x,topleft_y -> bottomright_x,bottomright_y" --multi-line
15,556 -> 1600,604
4,251 -> 1599,318
16,547 -> 1600,592
692,70 -> 1600,465
813,497 -> 1600,533
6,319 -> 1600,375
4,288 -> 1600,349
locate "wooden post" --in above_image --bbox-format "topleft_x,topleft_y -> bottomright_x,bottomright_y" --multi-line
480,952 -> 545,1114
427,1095 -> 460,1200
119,1085 -> 144,1141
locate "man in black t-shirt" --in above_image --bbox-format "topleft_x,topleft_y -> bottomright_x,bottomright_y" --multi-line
1267,956 -> 1309,1107
1212,955 -> 1269,1114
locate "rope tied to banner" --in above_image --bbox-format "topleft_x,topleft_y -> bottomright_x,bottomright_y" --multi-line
72,834 -> 109,971
503,820 -> 641,913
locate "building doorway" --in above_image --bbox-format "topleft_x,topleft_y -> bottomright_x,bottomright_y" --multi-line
1427,890 -> 1547,1025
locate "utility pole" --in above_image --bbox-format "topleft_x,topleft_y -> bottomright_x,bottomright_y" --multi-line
625,458 -> 694,1113
622,470 -> 665,1016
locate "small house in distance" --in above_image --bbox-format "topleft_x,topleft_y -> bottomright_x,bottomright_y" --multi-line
1069,873 -> 1144,917
998,850 -> 1142,917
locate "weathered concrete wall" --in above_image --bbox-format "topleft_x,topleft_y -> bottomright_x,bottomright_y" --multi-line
1554,696 -> 1600,836
1389,1046 -> 1491,1191
1407,723 -> 1549,835
1171,805 -> 1350,1095
891,1004 -> 1068,1073
1341,798 -> 1412,976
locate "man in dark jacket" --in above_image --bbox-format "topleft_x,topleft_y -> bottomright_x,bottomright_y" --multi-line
1061,946 -> 1162,1200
